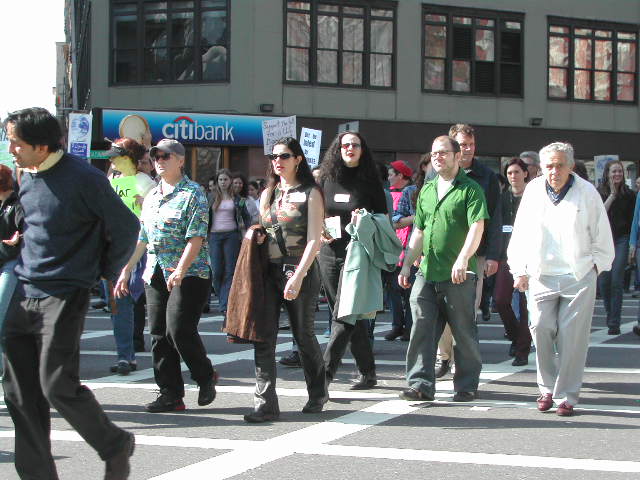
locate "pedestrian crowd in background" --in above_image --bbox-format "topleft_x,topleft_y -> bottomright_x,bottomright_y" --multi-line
0,107 -> 638,479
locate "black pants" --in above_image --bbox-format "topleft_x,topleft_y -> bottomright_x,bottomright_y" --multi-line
133,292 -> 146,351
317,247 -> 376,380
146,266 -> 214,398
252,262 -> 326,414
2,287 -> 129,479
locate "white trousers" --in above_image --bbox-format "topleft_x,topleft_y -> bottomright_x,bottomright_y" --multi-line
527,268 -> 597,406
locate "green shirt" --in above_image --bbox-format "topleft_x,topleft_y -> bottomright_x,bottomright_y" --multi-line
414,169 -> 489,282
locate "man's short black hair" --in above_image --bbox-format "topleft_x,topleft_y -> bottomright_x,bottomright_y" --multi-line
3,107 -> 63,152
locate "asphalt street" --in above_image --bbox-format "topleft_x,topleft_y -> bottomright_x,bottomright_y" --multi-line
0,292 -> 639,480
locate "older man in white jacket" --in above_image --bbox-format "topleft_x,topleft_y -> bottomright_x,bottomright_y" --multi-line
507,142 -> 614,417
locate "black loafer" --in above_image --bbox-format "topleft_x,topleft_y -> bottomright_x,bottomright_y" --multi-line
302,395 -> 329,414
399,388 -> 434,401
243,411 -> 279,423
435,359 -> 450,379
452,391 -> 476,402
512,356 -> 528,366
104,432 -> 135,480
350,373 -> 377,390
198,370 -> 219,406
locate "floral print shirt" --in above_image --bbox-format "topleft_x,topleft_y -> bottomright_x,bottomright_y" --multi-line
139,176 -> 211,283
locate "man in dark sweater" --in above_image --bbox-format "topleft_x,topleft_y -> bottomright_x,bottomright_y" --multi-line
2,108 -> 140,480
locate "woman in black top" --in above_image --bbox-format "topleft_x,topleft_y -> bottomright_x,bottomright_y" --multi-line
319,131 -> 387,390
597,160 -> 636,335
494,158 -> 532,366
244,137 -> 327,423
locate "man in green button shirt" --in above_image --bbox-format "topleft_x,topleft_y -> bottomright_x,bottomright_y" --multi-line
397,135 -> 488,402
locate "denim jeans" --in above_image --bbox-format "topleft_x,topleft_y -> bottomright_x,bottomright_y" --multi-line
209,230 -> 241,312
406,272 -> 482,396
111,294 -> 135,363
0,259 -> 18,360
388,265 -> 415,332
598,235 -> 629,328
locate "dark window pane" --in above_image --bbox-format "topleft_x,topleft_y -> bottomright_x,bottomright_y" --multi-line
594,71 -> 611,101
574,70 -> 591,99
500,63 -> 521,95
114,15 -> 137,49
452,60 -> 470,91
453,16 -> 471,25
114,49 -> 137,82
595,40 -> 612,71
476,19 -> 494,27
425,14 -> 446,23
372,9 -> 393,18
425,25 -> 446,58
452,27 -> 472,59
475,61 -> 495,93
202,46 -> 227,80
171,12 -> 194,47
342,52 -> 362,85
343,17 -> 363,51
617,73 -> 635,101
371,20 -> 393,54
548,67 -> 568,98
501,31 -> 521,63
286,47 -> 309,81
144,48 -> 168,81
113,4 -> 136,14
173,1 -> 194,9
343,7 -> 363,15
202,0 -> 228,7
287,12 -> 310,47
370,53 -> 392,87
549,36 -> 568,67
318,3 -> 338,12
173,47 -> 195,80
145,14 -> 167,47
574,38 -> 592,68
144,2 -> 167,11
202,10 -> 227,45
317,15 -> 338,49
475,29 -> 494,61
618,42 -> 637,72
424,58 -> 445,90
317,50 -> 338,83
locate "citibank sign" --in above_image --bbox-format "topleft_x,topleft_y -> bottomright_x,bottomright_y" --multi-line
101,109 -> 276,146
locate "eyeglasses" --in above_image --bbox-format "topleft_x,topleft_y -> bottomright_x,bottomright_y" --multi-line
267,153 -> 293,161
341,142 -> 361,150
153,152 -> 171,161
429,150 -> 453,158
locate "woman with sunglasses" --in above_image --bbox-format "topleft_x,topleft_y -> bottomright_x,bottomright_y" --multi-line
115,139 -> 217,413
318,132 -> 388,390
208,169 -> 251,314
243,137 -> 327,423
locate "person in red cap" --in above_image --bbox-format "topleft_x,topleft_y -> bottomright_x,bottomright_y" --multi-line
386,161 -> 414,341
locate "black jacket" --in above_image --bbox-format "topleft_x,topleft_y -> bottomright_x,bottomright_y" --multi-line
465,159 -> 502,261
0,191 -> 23,268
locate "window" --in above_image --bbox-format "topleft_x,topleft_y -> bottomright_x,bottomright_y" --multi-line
422,5 -> 523,96
111,0 -> 229,85
285,1 -> 396,89
548,17 -> 638,103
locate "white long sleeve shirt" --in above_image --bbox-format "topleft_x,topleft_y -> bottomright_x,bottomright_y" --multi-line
507,173 -> 614,281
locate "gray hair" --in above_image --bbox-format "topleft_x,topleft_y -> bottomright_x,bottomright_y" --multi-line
519,151 -> 540,165
539,142 -> 575,167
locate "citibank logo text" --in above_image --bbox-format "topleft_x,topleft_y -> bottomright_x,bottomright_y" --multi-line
162,116 -> 235,142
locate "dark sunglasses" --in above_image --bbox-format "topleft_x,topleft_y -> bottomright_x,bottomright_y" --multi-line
153,152 -> 171,161
266,153 -> 293,161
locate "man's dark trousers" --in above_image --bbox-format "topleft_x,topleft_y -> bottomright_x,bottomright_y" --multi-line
2,287 -> 129,479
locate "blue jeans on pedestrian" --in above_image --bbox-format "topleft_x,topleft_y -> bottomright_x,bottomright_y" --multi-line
389,265 -> 415,332
111,294 -> 135,363
209,230 -> 241,312
0,259 -> 18,360
406,272 -> 482,396
598,235 -> 629,328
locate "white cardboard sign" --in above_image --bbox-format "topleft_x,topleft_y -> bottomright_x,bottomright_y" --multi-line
300,127 -> 322,168
262,116 -> 296,155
